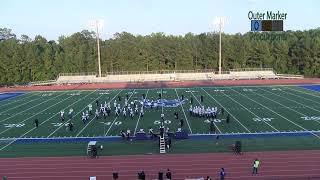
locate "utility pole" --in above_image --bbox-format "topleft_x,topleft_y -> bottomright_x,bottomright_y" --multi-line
89,19 -> 104,77
96,21 -> 102,77
214,17 -> 227,75
219,19 -> 222,75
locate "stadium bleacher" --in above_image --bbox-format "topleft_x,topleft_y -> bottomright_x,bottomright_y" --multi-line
34,68 -> 304,86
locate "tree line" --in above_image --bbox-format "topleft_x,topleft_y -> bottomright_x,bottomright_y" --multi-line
0,27 -> 319,85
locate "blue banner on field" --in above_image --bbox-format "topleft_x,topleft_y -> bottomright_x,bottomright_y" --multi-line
142,99 -> 188,108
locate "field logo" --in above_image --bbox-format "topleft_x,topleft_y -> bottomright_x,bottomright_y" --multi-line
142,99 -> 188,108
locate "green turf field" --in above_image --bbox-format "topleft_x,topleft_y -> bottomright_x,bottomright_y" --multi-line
1,85 -> 320,156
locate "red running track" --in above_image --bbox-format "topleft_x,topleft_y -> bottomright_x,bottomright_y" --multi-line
0,150 -> 320,180
1,79 -> 320,92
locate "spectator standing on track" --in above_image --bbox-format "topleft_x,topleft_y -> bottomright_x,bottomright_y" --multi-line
252,158 -> 260,175
158,171 -> 164,180
138,171 -> 145,180
200,95 -> 204,102
219,168 -> 226,180
190,96 -> 193,104
166,169 -> 172,180
181,94 -> 184,100
118,95 -> 121,101
34,118 -> 39,128
96,99 -> 99,107
221,107 -> 224,115
112,172 -> 118,179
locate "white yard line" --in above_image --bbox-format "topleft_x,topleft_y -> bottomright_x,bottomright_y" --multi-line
174,88 -> 193,134
75,90 -> 122,137
220,88 -> 280,132
0,92 -> 70,136
201,88 -> 251,133
134,89 -> 149,135
46,90 -> 100,138
15,90 -> 99,140
188,88 -> 221,134
238,88 -> 320,140
105,89 -> 136,136
278,88 -> 320,107
0,92 -> 38,108
284,86 -> 320,100
258,88 -> 320,125
0,91 -> 87,151
0,93 -> 43,114
0,92 -> 63,123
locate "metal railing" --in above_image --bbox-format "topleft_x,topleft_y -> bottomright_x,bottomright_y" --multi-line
58,72 -> 96,76
276,73 -> 304,78
103,69 -> 215,75
28,80 -> 57,86
229,68 -> 274,72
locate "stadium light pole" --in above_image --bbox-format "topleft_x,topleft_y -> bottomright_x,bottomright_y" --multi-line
89,19 -> 104,77
214,17 -> 227,75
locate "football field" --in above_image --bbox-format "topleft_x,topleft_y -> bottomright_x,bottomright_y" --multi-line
1,84 -> 320,151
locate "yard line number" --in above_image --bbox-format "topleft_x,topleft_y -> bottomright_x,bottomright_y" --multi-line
3,123 -> 25,128
301,116 -> 320,121
204,119 -> 224,123
253,117 -> 274,122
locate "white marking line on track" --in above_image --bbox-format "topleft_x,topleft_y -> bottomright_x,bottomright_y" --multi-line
46,90 -> 100,138
188,88 -> 221,134
223,88 -> 280,132
246,88 -> 320,140
134,89 -> 149,135
105,89 -> 136,136
0,92 -> 70,136
259,88 -> 320,125
76,90 -> 122,137
174,88 -> 193,134
201,87 -> 251,133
